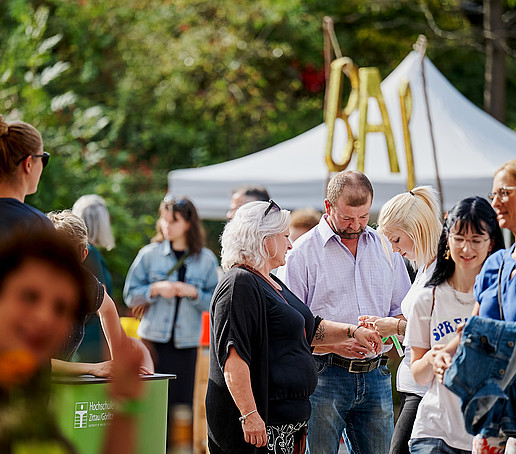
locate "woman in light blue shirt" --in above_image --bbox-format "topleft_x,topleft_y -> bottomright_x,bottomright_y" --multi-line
124,197 -> 219,441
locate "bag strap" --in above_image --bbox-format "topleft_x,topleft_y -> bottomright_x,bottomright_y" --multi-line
430,286 -> 436,316
166,251 -> 190,277
497,249 -> 511,321
169,251 -> 190,343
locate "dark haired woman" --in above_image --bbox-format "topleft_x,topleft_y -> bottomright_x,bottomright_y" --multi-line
0,115 -> 53,239
405,197 -> 504,453
433,159 -> 516,454
124,197 -> 219,436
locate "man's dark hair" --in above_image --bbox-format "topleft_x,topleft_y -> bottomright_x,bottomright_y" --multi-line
233,185 -> 270,202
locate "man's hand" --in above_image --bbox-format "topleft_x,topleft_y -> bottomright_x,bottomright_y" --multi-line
329,339 -> 371,358
354,326 -> 383,355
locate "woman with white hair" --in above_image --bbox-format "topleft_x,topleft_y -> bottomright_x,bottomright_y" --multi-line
206,200 -> 383,454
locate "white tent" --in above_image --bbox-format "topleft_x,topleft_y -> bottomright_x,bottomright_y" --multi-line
168,51 -> 516,219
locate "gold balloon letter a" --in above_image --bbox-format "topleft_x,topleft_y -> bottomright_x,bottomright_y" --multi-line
325,58 -> 399,174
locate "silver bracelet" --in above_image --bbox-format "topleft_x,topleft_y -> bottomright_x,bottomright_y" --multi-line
239,409 -> 257,424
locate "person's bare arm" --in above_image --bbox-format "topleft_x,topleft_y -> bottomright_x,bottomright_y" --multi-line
311,320 -> 383,356
51,358 -> 114,377
97,293 -> 125,359
411,345 -> 446,386
359,315 -> 406,338
223,347 -> 267,448
433,302 -> 479,383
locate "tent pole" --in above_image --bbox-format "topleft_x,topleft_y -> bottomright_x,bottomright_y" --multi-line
416,35 -> 444,215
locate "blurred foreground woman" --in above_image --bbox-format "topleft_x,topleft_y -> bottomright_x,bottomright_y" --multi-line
0,232 -> 143,454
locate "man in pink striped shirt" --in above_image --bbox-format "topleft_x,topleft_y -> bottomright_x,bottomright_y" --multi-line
285,170 -> 410,454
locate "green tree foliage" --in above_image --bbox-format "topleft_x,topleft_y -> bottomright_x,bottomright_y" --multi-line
1,0 -> 514,302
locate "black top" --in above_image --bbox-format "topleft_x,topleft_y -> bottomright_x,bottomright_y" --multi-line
0,197 -> 54,241
206,267 -> 321,453
56,268 -> 104,361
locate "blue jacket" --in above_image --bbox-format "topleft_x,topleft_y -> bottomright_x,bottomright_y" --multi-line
444,316 -> 516,437
124,241 -> 219,347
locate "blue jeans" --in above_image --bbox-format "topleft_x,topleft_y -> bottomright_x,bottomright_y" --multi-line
306,357 -> 394,454
410,437 -> 471,454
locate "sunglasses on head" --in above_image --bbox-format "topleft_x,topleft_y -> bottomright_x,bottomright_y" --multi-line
263,199 -> 281,217
15,152 -> 50,168
163,195 -> 189,207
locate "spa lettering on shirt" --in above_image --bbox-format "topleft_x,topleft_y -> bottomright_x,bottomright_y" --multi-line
433,318 -> 468,341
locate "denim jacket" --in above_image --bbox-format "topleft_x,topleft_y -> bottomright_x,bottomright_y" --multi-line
444,316 -> 516,437
124,241 -> 219,347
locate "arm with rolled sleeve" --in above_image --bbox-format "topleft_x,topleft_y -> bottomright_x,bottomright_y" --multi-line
123,247 -> 155,309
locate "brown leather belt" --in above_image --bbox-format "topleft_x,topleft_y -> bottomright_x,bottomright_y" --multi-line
317,353 -> 389,373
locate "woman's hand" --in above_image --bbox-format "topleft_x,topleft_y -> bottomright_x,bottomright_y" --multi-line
432,326 -> 464,384
150,281 -> 178,298
358,315 -> 378,331
150,281 -> 197,299
173,282 -> 198,299
433,350 -> 453,384
427,344 -> 446,368
353,326 -> 383,355
242,411 -> 267,448
359,315 -> 402,337
88,360 -> 115,377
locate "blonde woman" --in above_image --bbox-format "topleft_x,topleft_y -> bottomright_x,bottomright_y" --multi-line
360,186 -> 442,454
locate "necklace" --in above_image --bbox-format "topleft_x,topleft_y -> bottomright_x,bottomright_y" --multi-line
236,264 -> 287,302
447,280 -> 473,305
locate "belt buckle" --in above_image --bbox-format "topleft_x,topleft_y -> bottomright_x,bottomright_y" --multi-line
348,359 -> 364,373
348,357 -> 380,373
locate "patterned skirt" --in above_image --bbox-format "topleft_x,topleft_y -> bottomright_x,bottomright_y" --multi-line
266,421 -> 308,454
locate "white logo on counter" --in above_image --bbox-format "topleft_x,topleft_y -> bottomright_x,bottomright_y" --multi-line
74,402 -> 88,428
73,400 -> 115,429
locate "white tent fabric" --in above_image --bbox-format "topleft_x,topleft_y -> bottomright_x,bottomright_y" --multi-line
168,51 -> 516,219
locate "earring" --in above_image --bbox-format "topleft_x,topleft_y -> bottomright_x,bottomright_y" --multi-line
444,247 -> 450,260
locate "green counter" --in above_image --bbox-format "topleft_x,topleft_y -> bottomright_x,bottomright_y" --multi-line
51,373 -> 175,454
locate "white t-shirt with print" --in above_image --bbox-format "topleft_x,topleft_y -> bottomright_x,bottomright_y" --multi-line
405,281 -> 475,451
397,260 -> 436,396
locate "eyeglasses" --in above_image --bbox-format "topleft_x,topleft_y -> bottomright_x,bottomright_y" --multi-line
263,199 -> 281,217
488,186 -> 516,203
15,152 -> 50,168
448,235 -> 490,250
